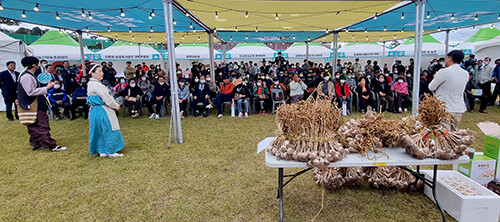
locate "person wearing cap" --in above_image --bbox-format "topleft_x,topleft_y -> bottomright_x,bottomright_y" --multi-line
0,61 -> 19,121
232,79 -> 251,117
17,56 -> 67,152
335,75 -> 351,114
147,75 -> 170,119
429,50 -> 469,131
178,78 -> 190,119
210,75 -> 234,118
87,64 -> 124,157
316,73 -> 335,101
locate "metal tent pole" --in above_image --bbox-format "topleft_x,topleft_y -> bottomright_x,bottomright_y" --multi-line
383,41 -> 386,67
138,43 -> 142,64
209,32 -> 215,78
412,0 -> 426,115
163,0 -> 183,144
222,43 -> 227,63
332,32 -> 339,73
77,30 -> 87,76
445,30 -> 450,54
305,41 -> 310,61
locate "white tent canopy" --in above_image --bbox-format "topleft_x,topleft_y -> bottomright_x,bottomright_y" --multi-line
474,36 -> 500,59
338,42 -> 386,58
0,31 -> 32,111
394,35 -> 446,57
226,43 -> 277,59
29,30 -> 92,61
284,42 -> 332,58
452,27 -> 500,56
175,43 -> 221,60
94,41 -> 162,61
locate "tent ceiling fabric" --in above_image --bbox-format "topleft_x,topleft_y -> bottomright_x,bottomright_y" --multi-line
216,31 -> 324,43
175,0 -> 404,32
321,31 -> 435,43
96,32 -> 219,44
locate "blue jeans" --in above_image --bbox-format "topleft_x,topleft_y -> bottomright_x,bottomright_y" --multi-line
213,93 -> 233,114
337,96 -> 351,111
236,98 -> 250,113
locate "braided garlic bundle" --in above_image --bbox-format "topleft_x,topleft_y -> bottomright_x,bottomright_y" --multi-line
401,128 -> 434,159
364,167 -> 416,190
434,126 -> 475,160
268,99 -> 348,167
314,167 -> 364,190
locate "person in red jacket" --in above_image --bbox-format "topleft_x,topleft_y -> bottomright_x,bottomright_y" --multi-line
335,75 -> 351,114
210,75 -> 234,118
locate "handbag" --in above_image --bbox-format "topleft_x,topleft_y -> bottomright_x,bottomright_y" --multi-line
17,96 -> 38,125
127,89 -> 137,103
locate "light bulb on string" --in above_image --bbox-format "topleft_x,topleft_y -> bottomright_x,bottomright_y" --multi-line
214,27 -> 217,33
275,13 -> 279,20
401,28 -> 405,32
426,11 -> 430,19
215,11 -> 218,19
364,28 -> 367,33
185,13 -> 189,17
0,3 -> 4,10
107,27 -> 110,32
33,3 -> 39,12
491,24 -> 494,29
56,12 -> 61,20
81,9 -> 86,17
438,26 -> 441,31
85,27 -> 89,33
181,35 -> 184,40
245,11 -> 248,18
473,26 -> 476,30
129,27 -> 132,33
498,13 -> 500,20
120,9 -> 125,17
345,28 -> 349,32
374,13 -> 378,20
307,36 -> 310,41
230,36 -> 233,41
88,12 -> 93,20
150,26 -> 154,32
58,29 -> 62,34
198,36 -> 201,41
149,13 -> 152,20
245,35 -> 248,40
451,13 -> 455,20
401,12 -> 404,20
132,36 -> 134,40
235,26 -> 238,32
380,36 -> 383,40
454,28 -> 458,33
21,10 -> 26,18
151,9 -> 155,17
474,14 -> 478,21
189,22 -> 193,29
384,26 -> 387,31
173,19 -> 176,25
352,35 -> 354,39
256,27 -> 258,32
325,28 -> 328,33
394,34 -> 397,39
292,35 -> 295,40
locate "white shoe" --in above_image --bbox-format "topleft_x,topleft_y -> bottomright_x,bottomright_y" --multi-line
398,108 -> 403,113
149,113 -> 156,119
155,114 -> 160,119
108,153 -> 123,158
206,104 -> 213,109
99,153 -> 108,157
51,145 -> 67,152
404,108 -> 408,112
217,114 -> 223,118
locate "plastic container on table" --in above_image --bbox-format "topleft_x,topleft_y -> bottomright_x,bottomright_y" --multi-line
423,170 -> 500,222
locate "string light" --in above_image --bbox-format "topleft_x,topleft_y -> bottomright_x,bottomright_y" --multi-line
150,26 -> 153,32
198,36 -> 201,41
245,35 -> 248,40
21,10 -> 26,18
88,12 -> 93,20
245,11 -> 248,18
181,35 -> 184,40
401,28 -> 404,32
438,26 -> 441,31
426,11 -> 430,19
325,28 -> 328,33
498,13 -> 500,20
235,26 -> 238,32
454,28 -> 458,33
256,27 -> 259,32
55,12 -> 61,20
292,35 -> 295,40
345,28 -> 349,32
401,12 -> 404,20
308,36 -> 310,41
230,36 -> 233,41
33,3 -> 39,12
189,22 -> 193,29
120,8 -> 125,17
173,19 -> 176,25
214,27 -> 217,33
154,42 -> 157,46
473,26 -> 476,30
128,27 -> 132,33
107,26 -> 110,32
394,34 -> 397,39
380,36 -> 383,40
275,13 -> 279,20
81,9 -> 86,17
364,28 -> 367,33
384,26 -> 387,31
185,13 -> 189,17
374,13 -> 378,20
149,13 -> 152,20
0,3 -> 4,10
58,29 -> 62,34
451,13 -> 455,20
151,9 -> 155,17
132,36 -> 135,40
352,35 -> 354,39
85,27 -> 89,33
474,13 -> 478,21
491,24 -> 494,29
215,11 -> 218,19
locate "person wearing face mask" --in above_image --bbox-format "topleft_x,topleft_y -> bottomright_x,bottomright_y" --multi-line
333,72 -> 341,85
432,57 -> 446,75
177,78 -> 190,119
304,72 -> 317,100
290,73 -> 308,104
419,72 -> 432,99
253,78 -> 269,115
335,75 -> 351,114
209,75 -> 234,118
120,79 -> 143,118
264,73 -> 273,90
391,76 -> 410,113
71,77 -> 89,120
205,74 -> 217,98
113,77 -> 128,95
490,59 -> 500,106
473,57 -> 493,113
193,75 -> 211,117
465,72 -> 487,113
353,58 -> 363,73
48,80 -> 72,120
270,77 -> 287,102
405,71 -> 413,91
147,76 -> 170,119
316,73 -> 335,101
373,74 -> 394,112
355,77 -> 375,113
138,74 -> 153,101
345,73 -> 356,88
231,79 -> 251,117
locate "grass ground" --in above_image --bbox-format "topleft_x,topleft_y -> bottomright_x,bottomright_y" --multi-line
0,105 -> 499,221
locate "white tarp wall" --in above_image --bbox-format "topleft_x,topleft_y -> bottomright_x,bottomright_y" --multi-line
284,42 -> 332,59
175,43 -> 222,60
226,43 -> 277,60
474,36 -> 500,60
338,42 -> 386,58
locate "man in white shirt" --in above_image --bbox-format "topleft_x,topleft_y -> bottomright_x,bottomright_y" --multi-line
429,50 -> 468,131
353,58 -> 363,73
474,57 -> 493,113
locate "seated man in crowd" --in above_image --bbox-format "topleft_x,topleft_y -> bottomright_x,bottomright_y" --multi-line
71,77 -> 89,120
205,74 -> 217,98
178,78 -> 190,119
192,75 -> 211,117
316,73 -> 335,102
373,74 -> 394,112
147,76 -> 170,119
269,77 -> 287,102
465,72 -> 488,113
210,75 -> 234,118
232,79 -> 251,117
335,76 -> 351,114
355,77 -> 375,113
290,73 -> 307,104
48,80 -> 72,120
253,78 -> 269,115
120,79 -> 144,118
391,76 -> 411,113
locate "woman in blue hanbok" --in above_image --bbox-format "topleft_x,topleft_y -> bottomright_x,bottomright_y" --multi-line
87,64 -> 125,157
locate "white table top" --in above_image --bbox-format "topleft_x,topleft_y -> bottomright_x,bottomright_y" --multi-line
258,137 -> 470,168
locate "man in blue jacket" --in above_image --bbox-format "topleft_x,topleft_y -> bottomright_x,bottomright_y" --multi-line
48,80 -> 72,120
0,61 -> 20,121
192,75 -> 211,117
147,76 -> 170,119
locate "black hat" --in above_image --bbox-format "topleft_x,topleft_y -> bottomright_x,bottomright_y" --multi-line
272,77 -> 278,81
21,56 -> 39,68
178,78 -> 186,82
339,75 -> 346,80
